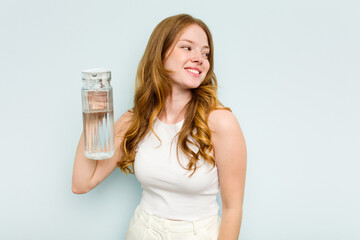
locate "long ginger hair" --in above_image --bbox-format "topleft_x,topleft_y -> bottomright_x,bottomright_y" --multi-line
117,14 -> 230,176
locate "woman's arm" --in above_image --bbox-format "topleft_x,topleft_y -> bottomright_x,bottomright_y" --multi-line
209,109 -> 247,240
72,111 -> 132,194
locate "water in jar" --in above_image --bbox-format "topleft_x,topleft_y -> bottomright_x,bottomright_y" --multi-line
82,109 -> 114,160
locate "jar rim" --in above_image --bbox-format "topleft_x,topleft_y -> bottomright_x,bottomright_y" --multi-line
82,68 -> 111,81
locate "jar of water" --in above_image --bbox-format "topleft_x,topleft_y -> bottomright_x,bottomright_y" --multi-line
81,69 -> 115,160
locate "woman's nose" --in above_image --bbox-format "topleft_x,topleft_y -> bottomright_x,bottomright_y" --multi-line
191,52 -> 203,64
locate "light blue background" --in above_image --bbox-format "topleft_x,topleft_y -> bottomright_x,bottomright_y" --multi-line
1,0 -> 359,239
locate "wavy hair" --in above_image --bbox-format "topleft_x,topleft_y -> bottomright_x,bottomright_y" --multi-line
117,13 -> 230,176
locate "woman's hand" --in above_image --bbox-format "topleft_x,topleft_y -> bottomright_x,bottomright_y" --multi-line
72,111 -> 132,194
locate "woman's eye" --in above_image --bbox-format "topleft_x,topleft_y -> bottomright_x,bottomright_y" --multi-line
203,53 -> 210,58
182,46 -> 191,51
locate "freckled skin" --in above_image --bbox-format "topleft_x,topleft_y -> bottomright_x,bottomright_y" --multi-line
163,24 -> 210,92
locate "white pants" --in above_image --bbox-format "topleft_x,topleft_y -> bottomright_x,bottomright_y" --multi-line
126,205 -> 221,240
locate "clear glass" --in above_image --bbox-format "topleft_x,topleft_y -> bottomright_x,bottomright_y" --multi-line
81,69 -> 115,160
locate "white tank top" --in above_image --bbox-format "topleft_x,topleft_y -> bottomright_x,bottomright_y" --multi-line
134,118 -> 220,221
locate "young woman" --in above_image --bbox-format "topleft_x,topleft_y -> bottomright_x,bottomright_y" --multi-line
72,14 -> 247,240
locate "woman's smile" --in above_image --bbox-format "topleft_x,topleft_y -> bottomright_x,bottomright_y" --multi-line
185,67 -> 202,76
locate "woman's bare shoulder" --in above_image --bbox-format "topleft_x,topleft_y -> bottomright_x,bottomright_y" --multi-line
208,108 -> 239,133
114,110 -> 133,137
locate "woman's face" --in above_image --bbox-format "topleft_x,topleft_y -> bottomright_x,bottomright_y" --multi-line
163,24 -> 210,91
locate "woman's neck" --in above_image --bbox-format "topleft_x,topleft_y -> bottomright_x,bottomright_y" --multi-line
158,88 -> 191,124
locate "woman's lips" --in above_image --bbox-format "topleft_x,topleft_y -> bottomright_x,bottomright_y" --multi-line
185,67 -> 201,76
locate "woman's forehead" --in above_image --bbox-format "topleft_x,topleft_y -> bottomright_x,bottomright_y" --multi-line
163,24 -> 210,59
176,24 -> 209,46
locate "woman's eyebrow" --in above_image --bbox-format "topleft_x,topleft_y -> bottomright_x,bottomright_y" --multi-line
178,39 -> 210,49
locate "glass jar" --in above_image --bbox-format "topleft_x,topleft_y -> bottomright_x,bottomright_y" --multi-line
81,69 -> 115,160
